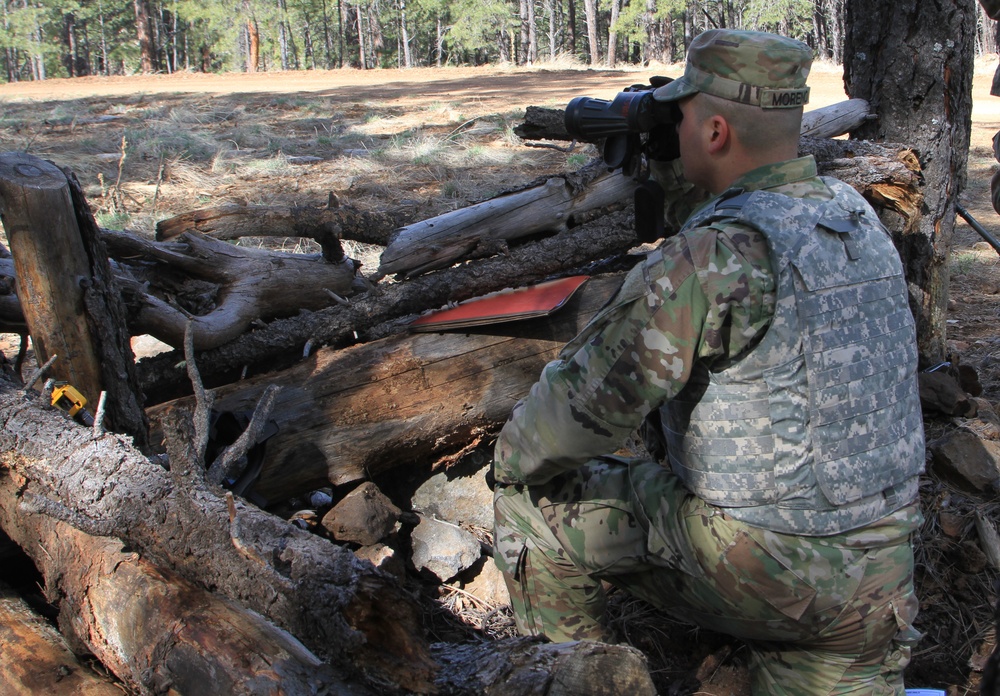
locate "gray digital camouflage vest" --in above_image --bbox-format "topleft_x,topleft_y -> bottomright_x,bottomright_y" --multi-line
661,179 -> 925,536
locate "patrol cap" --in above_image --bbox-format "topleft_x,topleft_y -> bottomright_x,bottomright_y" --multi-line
653,29 -> 812,109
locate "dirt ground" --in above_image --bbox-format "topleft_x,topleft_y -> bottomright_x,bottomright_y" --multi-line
3,58 -> 1000,694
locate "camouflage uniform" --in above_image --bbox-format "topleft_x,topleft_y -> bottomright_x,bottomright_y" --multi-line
494,29 -> 924,695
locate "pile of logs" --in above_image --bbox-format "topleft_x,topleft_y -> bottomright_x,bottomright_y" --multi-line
0,99 -> 930,694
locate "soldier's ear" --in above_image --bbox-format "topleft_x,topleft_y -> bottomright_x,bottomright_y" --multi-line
705,115 -> 729,155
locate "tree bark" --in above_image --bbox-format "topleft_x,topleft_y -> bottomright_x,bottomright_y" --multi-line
379,161 -> 637,277
0,496 -> 369,695
133,0 -> 156,73
583,0 -> 599,65
154,200 -> 403,248
0,580 -> 122,695
844,0 -> 976,363
147,274 -> 624,504
0,383 -> 437,693
0,152 -> 149,450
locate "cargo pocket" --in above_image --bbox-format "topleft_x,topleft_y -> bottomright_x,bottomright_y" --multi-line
883,590 -> 922,679
722,529 -> 817,623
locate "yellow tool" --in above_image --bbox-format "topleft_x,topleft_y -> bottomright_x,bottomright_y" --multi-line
51,384 -> 95,426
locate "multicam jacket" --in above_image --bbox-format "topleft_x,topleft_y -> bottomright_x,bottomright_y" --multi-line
493,156 -> 924,535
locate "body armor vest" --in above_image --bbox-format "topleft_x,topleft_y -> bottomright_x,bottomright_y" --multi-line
661,180 -> 925,535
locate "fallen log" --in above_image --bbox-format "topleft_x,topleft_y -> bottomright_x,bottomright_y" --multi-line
378,161 -> 637,277
154,200 -> 403,248
800,98 -> 872,138
0,580 -> 121,695
101,228 -> 358,351
0,382 -> 437,693
147,274 -> 625,504
134,211 -> 637,405
0,225 -> 359,355
0,492 -> 367,695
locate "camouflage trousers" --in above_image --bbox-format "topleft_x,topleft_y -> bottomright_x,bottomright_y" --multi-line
493,456 -> 921,695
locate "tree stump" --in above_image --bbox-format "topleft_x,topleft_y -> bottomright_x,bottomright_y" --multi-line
0,153 -> 104,405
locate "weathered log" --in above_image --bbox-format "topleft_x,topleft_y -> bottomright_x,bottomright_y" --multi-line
0,225 -> 360,354
0,153 -> 104,404
0,495 -> 368,695
134,211 -> 637,405
0,382 -> 437,693
800,98 -> 872,138
102,228 -> 358,351
147,274 -> 624,504
155,200 -> 402,249
378,161 -> 637,277
0,579 -> 122,695
0,152 -> 149,449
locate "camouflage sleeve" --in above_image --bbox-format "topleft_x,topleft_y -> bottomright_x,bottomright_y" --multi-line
649,158 -> 709,230
493,222 -> 775,486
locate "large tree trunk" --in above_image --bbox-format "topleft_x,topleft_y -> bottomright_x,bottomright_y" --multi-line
0,580 -> 121,695
0,493 -> 366,695
844,0 -> 977,363
0,152 -> 148,449
133,0 -> 156,73
0,383 -> 437,693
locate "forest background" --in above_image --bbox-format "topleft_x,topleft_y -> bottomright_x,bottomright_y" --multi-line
5,0 -> 1000,84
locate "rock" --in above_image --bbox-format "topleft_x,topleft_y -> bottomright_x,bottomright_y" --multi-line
919,371 -> 977,417
938,510 -> 966,539
409,515 -> 482,582
928,430 -> 1000,494
959,363 -> 984,397
961,402 -> 1000,440
459,557 -> 510,608
412,456 -> 494,530
355,542 -> 406,578
130,334 -> 173,359
547,642 -> 657,696
321,481 -> 401,545
309,488 -> 334,509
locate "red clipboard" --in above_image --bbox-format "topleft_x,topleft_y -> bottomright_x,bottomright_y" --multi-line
409,275 -> 589,331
